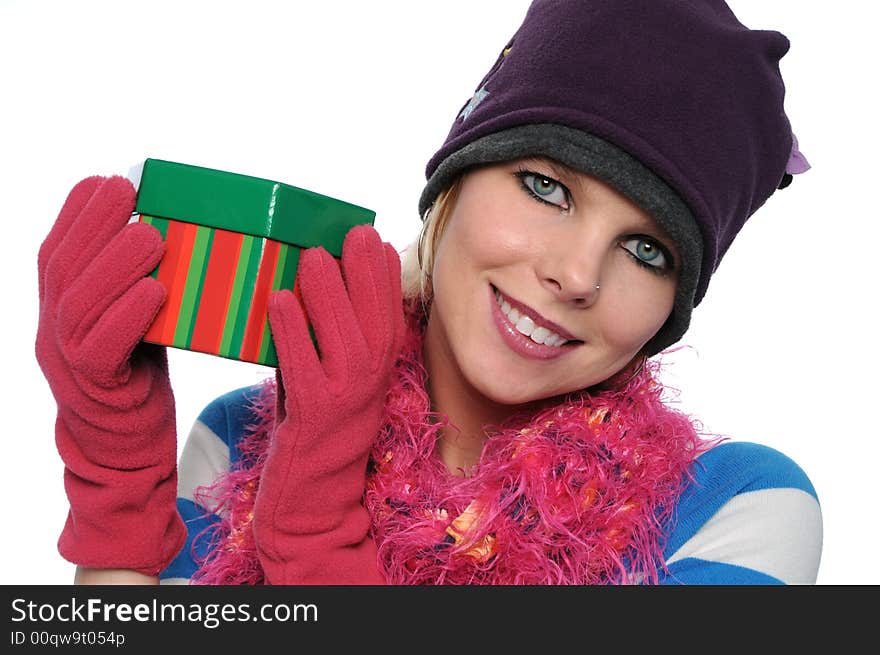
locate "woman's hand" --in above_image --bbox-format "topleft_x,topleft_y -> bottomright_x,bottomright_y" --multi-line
255,224 -> 404,584
36,176 -> 185,576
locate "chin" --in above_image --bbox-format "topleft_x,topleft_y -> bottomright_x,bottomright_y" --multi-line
465,366 -> 573,407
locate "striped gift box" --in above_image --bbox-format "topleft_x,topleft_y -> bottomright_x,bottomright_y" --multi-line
132,159 -> 375,367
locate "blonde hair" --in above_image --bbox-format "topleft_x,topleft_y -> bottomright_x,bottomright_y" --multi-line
400,176 -> 464,303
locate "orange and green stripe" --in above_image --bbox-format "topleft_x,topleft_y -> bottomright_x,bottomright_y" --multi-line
219,234 -> 263,361
138,215 -> 303,366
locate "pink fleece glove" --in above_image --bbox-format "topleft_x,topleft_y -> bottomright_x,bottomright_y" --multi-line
255,224 -> 404,584
36,176 -> 185,575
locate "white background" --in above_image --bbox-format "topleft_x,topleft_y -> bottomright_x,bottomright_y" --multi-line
1,0 -> 877,585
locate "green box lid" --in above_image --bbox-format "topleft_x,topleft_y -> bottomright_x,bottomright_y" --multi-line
132,158 -> 375,257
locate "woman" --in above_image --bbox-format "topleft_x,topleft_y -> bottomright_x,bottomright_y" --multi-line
37,0 -> 821,585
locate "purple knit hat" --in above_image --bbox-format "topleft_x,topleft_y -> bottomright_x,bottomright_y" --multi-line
419,0 -> 809,355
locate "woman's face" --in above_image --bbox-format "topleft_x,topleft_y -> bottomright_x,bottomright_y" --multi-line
425,156 -> 680,406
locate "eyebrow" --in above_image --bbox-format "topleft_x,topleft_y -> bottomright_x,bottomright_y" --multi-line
520,157 -> 583,187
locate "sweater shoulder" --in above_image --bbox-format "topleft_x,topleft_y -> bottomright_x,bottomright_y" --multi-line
690,440 -> 817,499
660,441 -> 822,584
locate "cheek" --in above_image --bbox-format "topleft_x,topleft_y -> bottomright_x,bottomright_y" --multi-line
434,194 -> 533,277
598,284 -> 675,352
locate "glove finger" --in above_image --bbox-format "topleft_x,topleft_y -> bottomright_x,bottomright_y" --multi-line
70,276 -> 167,387
43,176 -> 137,306
340,225 -> 398,370
297,246 -> 366,386
38,176 -> 105,303
56,222 -> 165,347
267,288 -> 327,400
383,241 -> 405,359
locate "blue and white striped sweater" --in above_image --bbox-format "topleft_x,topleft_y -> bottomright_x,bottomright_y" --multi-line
162,386 -> 822,585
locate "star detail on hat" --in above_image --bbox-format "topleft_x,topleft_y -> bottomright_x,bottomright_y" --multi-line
458,87 -> 489,121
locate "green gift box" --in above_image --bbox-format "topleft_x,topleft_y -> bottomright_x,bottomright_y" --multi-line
131,158 -> 376,367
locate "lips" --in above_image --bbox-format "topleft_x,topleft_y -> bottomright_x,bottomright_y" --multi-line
492,285 -> 580,343
489,285 -> 582,360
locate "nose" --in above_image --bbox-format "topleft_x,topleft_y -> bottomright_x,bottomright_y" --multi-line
537,235 -> 603,307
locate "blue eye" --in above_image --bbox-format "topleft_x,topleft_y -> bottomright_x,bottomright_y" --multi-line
621,237 -> 670,272
516,172 -> 569,208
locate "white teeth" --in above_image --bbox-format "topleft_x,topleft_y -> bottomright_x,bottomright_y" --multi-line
515,315 -> 535,336
531,326 -> 550,343
494,289 -> 568,347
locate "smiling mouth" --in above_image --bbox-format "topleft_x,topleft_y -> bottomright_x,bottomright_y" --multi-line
492,286 -> 583,348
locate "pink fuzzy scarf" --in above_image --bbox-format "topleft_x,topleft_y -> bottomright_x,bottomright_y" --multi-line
191,303 -> 717,585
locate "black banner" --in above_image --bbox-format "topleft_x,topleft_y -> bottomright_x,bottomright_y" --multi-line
0,585 -> 871,649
